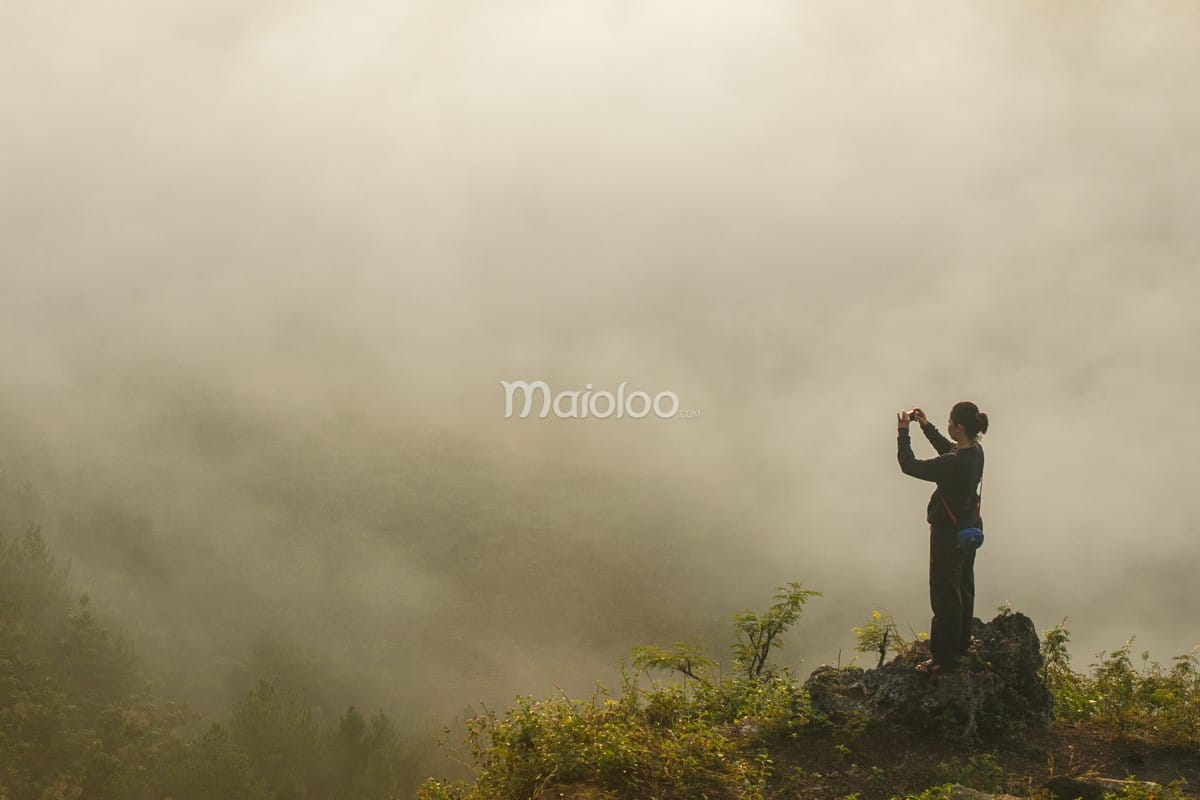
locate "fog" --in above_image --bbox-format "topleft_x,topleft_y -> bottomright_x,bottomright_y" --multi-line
2,0 -> 1199,776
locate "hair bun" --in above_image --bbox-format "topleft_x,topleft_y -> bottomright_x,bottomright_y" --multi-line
977,411 -> 989,434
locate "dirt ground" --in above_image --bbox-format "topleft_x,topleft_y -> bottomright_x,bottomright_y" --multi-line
759,721 -> 1200,799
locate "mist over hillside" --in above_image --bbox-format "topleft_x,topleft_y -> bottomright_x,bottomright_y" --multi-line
3,0 -> 1199,759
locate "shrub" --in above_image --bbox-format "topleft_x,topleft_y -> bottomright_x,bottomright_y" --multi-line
1040,621 -> 1200,751
419,582 -> 823,800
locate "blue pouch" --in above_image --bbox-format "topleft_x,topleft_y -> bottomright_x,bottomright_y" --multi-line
957,527 -> 984,551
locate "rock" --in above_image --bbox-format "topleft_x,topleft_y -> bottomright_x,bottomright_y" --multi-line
1044,776 -> 1162,800
945,784 -> 1024,800
803,611 -> 1053,742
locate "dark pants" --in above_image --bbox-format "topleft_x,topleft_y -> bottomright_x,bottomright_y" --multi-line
929,526 -> 976,665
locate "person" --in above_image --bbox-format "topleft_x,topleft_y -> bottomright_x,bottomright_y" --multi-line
896,401 -> 988,674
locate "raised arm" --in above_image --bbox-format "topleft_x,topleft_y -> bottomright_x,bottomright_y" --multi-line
920,421 -> 956,455
898,428 -> 955,482
910,407 -> 955,455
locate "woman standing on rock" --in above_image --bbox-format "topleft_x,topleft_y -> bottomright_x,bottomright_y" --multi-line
897,401 -> 988,674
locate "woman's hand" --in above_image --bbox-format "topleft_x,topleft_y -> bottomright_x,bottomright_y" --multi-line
897,410 -> 912,430
911,407 -> 928,427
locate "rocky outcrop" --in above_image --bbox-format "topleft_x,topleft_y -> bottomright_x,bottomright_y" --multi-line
804,610 -> 1053,742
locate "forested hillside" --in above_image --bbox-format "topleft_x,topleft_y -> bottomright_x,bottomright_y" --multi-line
0,522 -> 417,800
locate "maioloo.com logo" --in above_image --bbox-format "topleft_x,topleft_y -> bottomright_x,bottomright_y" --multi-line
500,381 -> 699,419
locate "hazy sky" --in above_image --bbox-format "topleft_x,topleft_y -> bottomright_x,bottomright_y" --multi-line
3,0 -> 1199,763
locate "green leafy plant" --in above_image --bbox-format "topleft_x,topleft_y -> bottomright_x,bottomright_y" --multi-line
418,681 -> 774,800
852,610 -> 906,668
731,582 -> 821,680
631,641 -> 715,685
1041,618 -> 1093,717
1040,620 -> 1200,751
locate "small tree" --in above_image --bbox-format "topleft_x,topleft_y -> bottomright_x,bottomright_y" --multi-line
852,610 -> 903,669
731,582 -> 821,680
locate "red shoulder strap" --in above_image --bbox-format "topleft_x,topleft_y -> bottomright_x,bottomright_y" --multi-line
938,492 -> 958,526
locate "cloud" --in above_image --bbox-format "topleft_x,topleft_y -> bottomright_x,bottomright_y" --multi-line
1,0 -> 1198,763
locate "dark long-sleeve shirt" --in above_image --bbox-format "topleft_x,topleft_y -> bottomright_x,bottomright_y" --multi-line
897,422 -> 984,530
